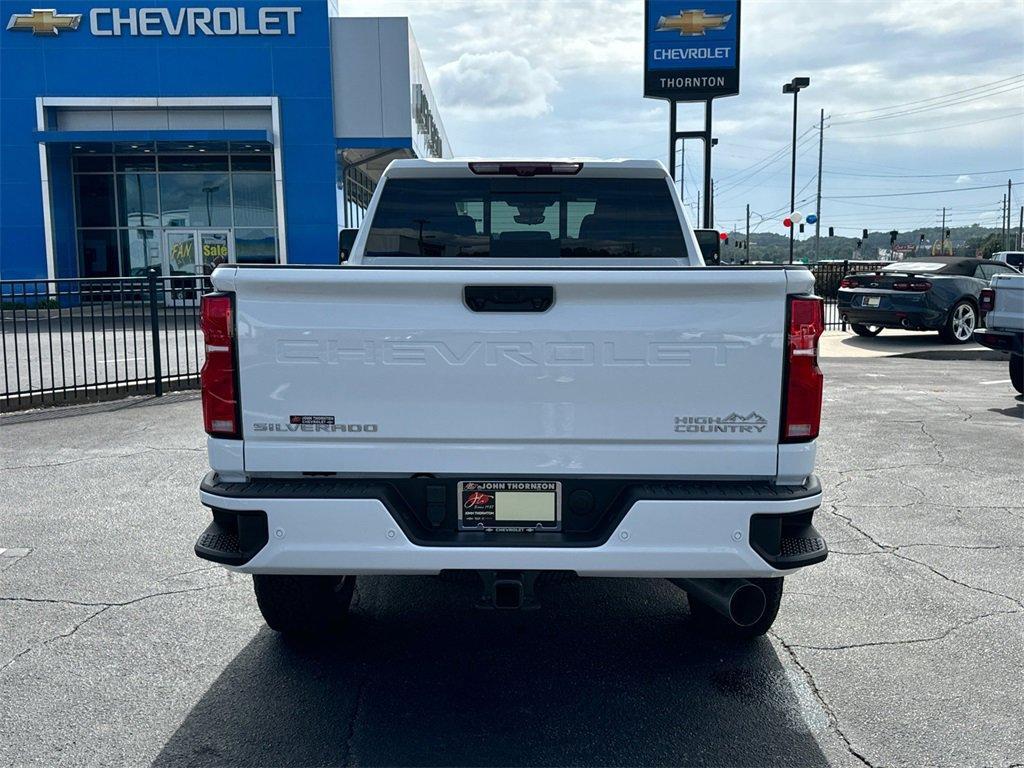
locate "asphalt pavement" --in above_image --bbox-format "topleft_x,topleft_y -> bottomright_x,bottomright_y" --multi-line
0,356 -> 1022,767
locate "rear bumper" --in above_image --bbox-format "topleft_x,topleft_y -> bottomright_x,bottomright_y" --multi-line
839,306 -> 945,330
837,291 -> 945,329
973,328 -> 1023,354
196,473 -> 826,578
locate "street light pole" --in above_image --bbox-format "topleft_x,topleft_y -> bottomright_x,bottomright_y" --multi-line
782,77 -> 810,264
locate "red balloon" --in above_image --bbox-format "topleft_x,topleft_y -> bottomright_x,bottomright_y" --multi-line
719,231 -> 728,241
783,217 -> 793,228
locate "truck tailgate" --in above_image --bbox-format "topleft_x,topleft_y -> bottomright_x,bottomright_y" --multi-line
217,267 -> 808,477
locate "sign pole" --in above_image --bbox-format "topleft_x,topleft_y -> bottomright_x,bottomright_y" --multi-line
669,100 -> 678,185
645,1 -> 740,232
703,100 -> 713,228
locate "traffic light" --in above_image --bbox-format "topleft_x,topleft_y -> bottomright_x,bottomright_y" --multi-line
855,239 -> 862,249
799,223 -> 805,233
889,230 -> 899,245
828,226 -> 834,237
862,229 -> 868,239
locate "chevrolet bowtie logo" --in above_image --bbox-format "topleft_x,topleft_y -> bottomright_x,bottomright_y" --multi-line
6,8 -> 82,36
656,9 -> 732,36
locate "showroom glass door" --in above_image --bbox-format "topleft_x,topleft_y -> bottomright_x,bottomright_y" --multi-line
162,229 -> 233,306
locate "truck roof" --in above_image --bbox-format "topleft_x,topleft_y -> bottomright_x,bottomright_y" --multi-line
383,158 -> 669,178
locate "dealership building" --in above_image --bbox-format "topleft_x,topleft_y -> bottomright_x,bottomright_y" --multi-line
0,1 -> 451,282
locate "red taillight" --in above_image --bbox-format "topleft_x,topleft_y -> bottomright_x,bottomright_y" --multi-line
782,296 -> 824,442
979,288 -> 996,312
892,280 -> 931,291
200,293 -> 239,438
839,277 -> 858,289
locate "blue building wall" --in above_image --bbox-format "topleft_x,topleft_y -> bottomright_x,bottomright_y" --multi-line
0,0 -> 340,279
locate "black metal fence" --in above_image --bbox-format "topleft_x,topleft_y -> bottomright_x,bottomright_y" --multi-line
1,272 -> 205,412
811,260 -> 889,330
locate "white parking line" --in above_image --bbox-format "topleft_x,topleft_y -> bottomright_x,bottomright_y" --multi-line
981,379 -> 1012,385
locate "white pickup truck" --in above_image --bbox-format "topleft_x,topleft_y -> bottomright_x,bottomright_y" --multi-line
194,159 -> 828,640
975,273 -> 1024,393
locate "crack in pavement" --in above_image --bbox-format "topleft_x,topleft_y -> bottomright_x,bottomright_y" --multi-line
0,604 -> 109,676
823,504 -> 1024,611
830,543 -> 1022,555
0,582 -> 236,677
1,445 -> 204,471
771,631 -> 878,768
787,609 -> 1021,652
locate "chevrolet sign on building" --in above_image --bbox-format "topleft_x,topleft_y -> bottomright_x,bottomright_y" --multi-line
0,2 -> 452,283
7,6 -> 301,36
88,6 -> 302,36
6,9 -> 83,34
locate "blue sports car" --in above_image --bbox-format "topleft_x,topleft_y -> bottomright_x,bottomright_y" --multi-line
837,257 -> 1020,344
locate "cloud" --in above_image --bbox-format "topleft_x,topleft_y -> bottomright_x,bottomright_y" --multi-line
435,51 -> 559,120
956,175 -> 973,184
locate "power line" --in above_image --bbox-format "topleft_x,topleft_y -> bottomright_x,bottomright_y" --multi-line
715,125 -> 817,183
825,183 -> 1011,200
822,166 -> 1024,180
715,132 -> 819,198
832,110 -> 1024,140
829,82 -> 1024,126
829,73 -> 1024,119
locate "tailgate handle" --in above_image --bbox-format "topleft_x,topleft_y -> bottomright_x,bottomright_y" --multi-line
464,285 -> 554,313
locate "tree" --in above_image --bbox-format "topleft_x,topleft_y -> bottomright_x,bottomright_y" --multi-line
971,232 -> 1005,259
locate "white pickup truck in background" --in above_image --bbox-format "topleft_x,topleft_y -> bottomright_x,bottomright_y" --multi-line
975,273 -> 1024,393
194,159 -> 828,640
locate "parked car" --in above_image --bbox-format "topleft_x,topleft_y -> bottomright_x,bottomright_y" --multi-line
193,159 -> 829,642
991,251 -> 1024,270
974,273 -> 1024,394
837,257 -> 1020,343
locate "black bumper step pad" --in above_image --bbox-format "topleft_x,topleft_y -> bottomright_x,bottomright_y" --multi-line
194,508 -> 268,566
749,510 -> 828,568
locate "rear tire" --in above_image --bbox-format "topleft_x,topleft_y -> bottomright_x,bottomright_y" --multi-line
686,577 -> 784,640
253,574 -> 356,636
850,323 -> 882,337
1010,353 -> 1023,394
939,300 -> 977,344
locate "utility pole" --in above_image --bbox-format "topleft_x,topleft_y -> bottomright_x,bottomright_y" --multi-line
814,108 -> 824,260
1018,205 -> 1023,249
1001,195 -> 1007,247
1008,179 -> 1014,248
680,141 -> 685,206
940,207 -> 946,255
697,189 -> 701,221
710,178 -> 715,228
746,203 -> 751,260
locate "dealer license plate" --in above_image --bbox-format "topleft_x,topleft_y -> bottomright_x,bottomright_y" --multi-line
864,296 -> 881,308
458,481 -> 561,532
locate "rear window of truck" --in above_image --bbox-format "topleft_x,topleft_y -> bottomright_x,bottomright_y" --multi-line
363,178 -> 687,260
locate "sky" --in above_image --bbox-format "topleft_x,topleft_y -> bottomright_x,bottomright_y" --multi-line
341,0 -> 1024,239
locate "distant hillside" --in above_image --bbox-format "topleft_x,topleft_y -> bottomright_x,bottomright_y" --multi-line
718,224 -> 1017,264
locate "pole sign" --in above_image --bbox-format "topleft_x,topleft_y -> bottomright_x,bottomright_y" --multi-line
644,1 -> 741,101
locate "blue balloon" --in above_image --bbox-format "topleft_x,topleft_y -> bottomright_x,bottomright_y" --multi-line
806,214 -> 818,224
